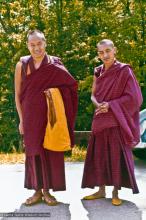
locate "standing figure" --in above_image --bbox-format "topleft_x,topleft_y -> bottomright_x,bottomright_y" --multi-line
82,39 -> 143,206
15,30 -> 78,206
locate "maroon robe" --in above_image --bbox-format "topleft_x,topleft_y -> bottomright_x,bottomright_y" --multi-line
20,54 -> 78,191
82,61 -> 143,193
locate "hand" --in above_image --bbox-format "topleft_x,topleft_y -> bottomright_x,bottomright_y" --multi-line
44,89 -> 51,98
19,121 -> 24,135
95,102 -> 109,115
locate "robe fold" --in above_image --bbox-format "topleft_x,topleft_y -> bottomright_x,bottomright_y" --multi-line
82,61 -> 142,193
92,61 -> 143,147
43,88 -> 71,152
20,55 -> 78,156
20,54 -> 78,190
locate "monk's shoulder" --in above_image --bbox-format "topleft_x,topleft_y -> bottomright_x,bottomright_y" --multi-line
15,61 -> 22,73
118,62 -> 133,78
50,55 -> 63,65
16,61 -> 22,68
15,55 -> 30,76
15,62 -> 23,84
94,65 -> 102,77
20,55 -> 31,63
50,55 -> 70,74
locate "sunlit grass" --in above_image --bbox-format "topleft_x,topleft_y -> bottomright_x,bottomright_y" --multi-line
65,146 -> 87,162
0,146 -> 87,164
0,153 -> 25,164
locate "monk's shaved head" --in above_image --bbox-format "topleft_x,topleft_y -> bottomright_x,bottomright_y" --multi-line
26,29 -> 47,59
96,39 -> 116,68
97,39 -> 114,49
27,30 -> 46,42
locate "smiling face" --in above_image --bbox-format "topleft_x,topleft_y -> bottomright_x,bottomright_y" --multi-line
97,40 -> 116,68
27,33 -> 46,59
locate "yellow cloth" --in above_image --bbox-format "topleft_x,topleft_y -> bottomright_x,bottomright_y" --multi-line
43,88 -> 71,151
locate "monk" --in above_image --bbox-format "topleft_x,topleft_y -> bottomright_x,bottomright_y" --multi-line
15,30 -> 78,206
82,39 -> 143,206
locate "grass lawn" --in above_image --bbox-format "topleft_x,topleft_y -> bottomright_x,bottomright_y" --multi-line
0,146 -> 87,164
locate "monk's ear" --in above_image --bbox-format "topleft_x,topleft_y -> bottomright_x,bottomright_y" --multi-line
44,41 -> 47,48
114,47 -> 117,53
97,56 -> 101,62
114,47 -> 117,55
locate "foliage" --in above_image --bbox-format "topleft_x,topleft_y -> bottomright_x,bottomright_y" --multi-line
0,0 -> 145,152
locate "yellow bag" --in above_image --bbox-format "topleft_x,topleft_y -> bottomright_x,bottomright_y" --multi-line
43,88 -> 71,151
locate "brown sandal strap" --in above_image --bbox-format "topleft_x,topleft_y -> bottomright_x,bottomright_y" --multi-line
24,192 -> 43,205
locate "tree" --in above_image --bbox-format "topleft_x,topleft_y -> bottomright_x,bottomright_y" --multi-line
0,0 -> 145,152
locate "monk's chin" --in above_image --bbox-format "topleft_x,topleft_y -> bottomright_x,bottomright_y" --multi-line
32,53 -> 45,58
103,59 -> 111,62
103,59 -> 114,65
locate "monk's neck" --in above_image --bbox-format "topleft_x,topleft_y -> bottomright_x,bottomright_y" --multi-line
32,53 -> 46,65
104,59 -> 115,71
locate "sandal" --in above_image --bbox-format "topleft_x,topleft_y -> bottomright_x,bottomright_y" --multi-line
24,190 -> 43,206
42,191 -> 58,206
112,190 -> 122,206
83,191 -> 106,200
112,198 -> 122,206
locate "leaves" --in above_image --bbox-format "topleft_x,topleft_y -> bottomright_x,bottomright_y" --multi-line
0,0 -> 145,151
